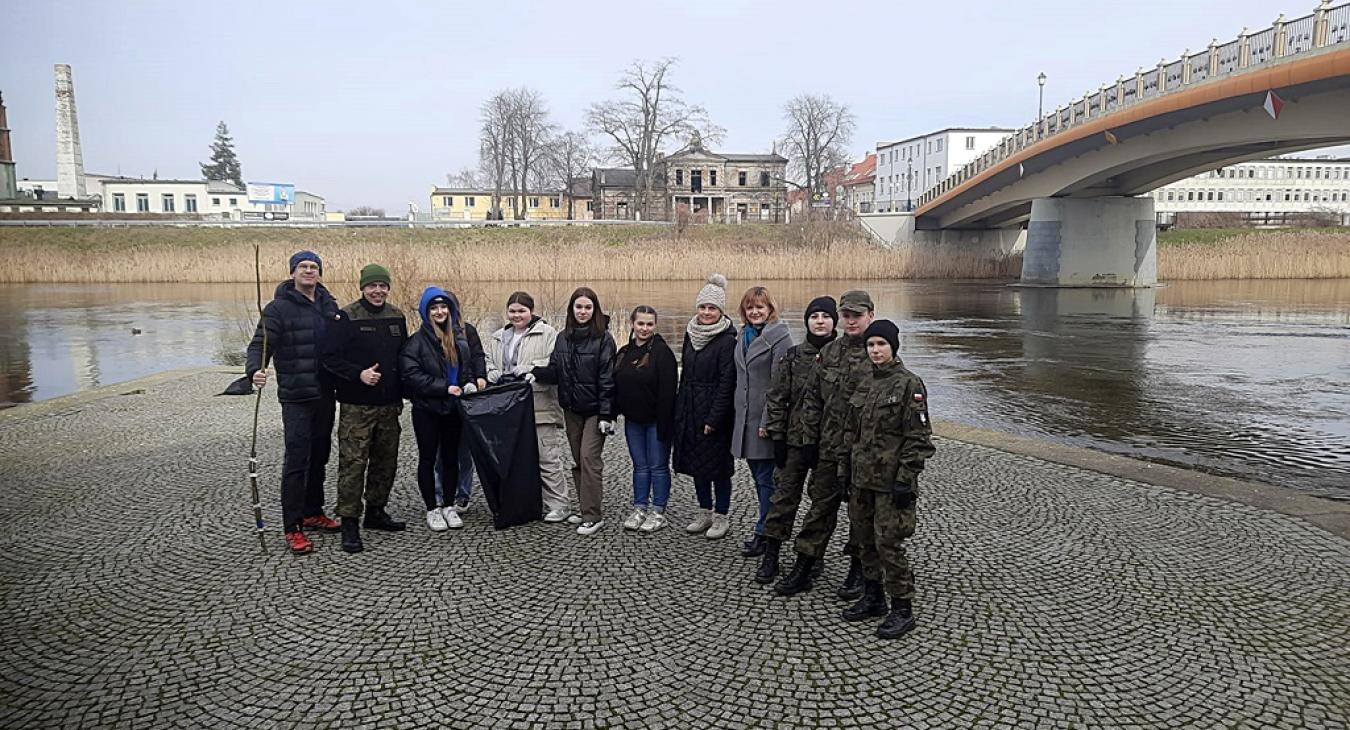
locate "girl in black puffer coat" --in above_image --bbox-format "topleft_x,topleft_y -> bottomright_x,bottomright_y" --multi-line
533,287 -> 616,535
400,286 -> 477,532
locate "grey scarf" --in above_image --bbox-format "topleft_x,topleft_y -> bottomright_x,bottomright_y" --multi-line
685,315 -> 732,351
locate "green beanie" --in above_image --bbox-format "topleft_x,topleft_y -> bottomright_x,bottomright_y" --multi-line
360,263 -> 391,289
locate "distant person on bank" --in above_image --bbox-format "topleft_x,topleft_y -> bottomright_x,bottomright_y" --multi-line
400,287 -> 479,532
731,286 -> 794,558
484,291 -> 572,522
672,274 -> 739,540
246,250 -> 342,555
532,287 -> 617,536
613,305 -> 679,533
321,263 -> 409,553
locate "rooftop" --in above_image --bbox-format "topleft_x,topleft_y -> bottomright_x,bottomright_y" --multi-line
877,127 -> 1017,149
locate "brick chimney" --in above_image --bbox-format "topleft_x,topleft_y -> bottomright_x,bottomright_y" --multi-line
0,91 -> 16,200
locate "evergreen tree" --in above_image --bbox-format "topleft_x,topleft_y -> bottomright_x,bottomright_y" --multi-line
200,121 -> 243,187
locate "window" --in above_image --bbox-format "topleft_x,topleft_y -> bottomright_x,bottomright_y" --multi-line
738,171 -> 747,186
161,194 -> 176,213
444,196 -> 455,207
760,202 -> 771,221
586,200 -> 594,211
185,194 -> 197,213
676,169 -> 684,185
136,193 -> 150,212
1187,192 -> 1194,201
465,196 -> 475,207
1167,191 -> 1175,201
1207,191 -> 1214,201
212,197 -> 220,205
112,193 -> 126,212
966,136 -> 975,150
935,166 -> 942,179
760,171 -> 770,187
550,197 -> 560,208
529,197 -> 540,208
1217,191 -> 1224,201
709,170 -> 717,186
228,197 -> 237,206
936,139 -> 943,152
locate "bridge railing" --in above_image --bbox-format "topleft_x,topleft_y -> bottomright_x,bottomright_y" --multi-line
917,0 -> 1350,210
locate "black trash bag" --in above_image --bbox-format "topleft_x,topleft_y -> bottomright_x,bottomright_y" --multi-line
457,380 -> 542,529
219,375 -> 255,396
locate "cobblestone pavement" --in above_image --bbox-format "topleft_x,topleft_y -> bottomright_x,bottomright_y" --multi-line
1,372 -> 1348,730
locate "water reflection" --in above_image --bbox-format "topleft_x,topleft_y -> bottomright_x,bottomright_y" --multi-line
0,279 -> 1346,499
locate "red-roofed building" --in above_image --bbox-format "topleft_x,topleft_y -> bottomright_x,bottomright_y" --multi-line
840,153 -> 876,213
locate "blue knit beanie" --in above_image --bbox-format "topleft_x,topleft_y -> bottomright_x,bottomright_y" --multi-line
289,250 -> 322,275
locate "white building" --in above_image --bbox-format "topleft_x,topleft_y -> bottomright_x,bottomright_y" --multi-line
1151,157 -> 1350,226
873,127 -> 1014,212
8,175 -> 326,220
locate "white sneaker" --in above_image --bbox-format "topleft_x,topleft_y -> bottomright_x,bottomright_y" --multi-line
426,509 -> 448,532
685,510 -> 713,534
622,509 -> 646,531
543,509 -> 571,523
706,513 -> 730,539
576,520 -> 604,536
640,511 -> 668,532
566,514 -> 584,525
441,506 -> 463,529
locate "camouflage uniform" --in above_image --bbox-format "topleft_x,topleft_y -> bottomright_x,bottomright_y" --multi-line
844,359 -> 935,601
791,331 -> 873,559
760,339 -> 827,543
327,300 -> 407,520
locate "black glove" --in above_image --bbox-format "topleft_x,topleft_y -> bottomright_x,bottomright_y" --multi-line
891,478 -> 917,510
772,439 -> 788,469
800,443 -> 818,469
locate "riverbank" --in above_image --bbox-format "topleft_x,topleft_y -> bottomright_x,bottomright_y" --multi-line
1158,227 -> 1350,280
1,368 -> 1345,728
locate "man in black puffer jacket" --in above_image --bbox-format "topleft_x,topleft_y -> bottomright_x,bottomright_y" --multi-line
246,250 -> 342,555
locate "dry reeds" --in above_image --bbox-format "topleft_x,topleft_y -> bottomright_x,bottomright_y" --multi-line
1158,230 -> 1350,280
0,225 -> 1022,283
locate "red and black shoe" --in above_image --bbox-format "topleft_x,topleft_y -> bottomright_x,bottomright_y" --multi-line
284,530 -> 313,555
301,514 -> 341,532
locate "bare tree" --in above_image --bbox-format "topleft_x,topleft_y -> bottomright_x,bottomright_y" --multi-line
586,58 -> 723,219
780,94 -> 856,201
504,88 -> 555,220
546,131 -> 597,220
480,92 -> 515,220
445,167 -> 482,189
347,205 -> 385,218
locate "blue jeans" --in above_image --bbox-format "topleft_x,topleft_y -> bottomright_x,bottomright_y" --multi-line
625,419 -> 671,512
434,438 -> 476,504
694,476 -> 732,515
748,458 -> 775,535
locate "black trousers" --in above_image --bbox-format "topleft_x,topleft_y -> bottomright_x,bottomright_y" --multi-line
280,395 -> 336,531
412,407 -> 461,511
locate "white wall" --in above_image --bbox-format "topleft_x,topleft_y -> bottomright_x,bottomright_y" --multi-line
1151,159 -> 1350,219
874,130 -> 1011,212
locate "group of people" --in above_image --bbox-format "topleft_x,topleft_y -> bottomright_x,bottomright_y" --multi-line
248,251 -> 935,638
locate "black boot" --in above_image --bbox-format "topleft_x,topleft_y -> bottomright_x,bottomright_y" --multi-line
341,517 -> 364,554
741,534 -> 766,557
836,557 -> 865,600
773,554 -> 816,596
754,539 -> 782,584
876,597 -> 916,639
363,507 -> 406,532
841,580 -> 887,622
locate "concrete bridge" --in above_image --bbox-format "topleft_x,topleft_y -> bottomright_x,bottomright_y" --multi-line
876,1 -> 1350,286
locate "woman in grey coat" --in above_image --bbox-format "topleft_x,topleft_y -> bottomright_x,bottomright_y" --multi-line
732,286 -> 794,557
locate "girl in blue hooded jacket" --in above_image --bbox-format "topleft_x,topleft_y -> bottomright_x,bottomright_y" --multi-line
400,287 -> 477,532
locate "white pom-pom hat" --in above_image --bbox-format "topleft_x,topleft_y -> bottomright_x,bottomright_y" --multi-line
696,273 -> 728,312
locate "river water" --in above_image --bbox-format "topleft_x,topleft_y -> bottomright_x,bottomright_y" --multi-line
1,279 -> 1346,499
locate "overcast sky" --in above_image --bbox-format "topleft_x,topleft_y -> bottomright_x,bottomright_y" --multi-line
3,0 -> 1343,212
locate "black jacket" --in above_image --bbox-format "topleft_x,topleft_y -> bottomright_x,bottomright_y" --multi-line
399,324 -> 475,416
614,333 -> 678,441
672,325 -> 738,481
246,281 -> 340,403
323,298 -> 408,407
535,317 -> 617,419
465,322 -> 487,386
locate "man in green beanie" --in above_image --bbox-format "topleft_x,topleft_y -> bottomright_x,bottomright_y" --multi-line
322,263 -> 409,552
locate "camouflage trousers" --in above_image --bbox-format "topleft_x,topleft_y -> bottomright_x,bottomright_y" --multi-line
792,459 -> 860,560
336,403 -> 402,519
849,488 -> 917,601
761,447 -> 812,543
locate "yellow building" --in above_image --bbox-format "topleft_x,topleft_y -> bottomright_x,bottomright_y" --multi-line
429,186 -> 592,221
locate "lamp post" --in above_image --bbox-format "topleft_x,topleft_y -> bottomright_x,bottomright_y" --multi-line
1037,72 -> 1047,137
906,160 -> 913,211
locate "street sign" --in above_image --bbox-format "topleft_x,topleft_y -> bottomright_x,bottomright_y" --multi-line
246,182 -> 295,205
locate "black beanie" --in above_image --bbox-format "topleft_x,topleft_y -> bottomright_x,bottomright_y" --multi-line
804,296 -> 838,327
863,319 -> 900,357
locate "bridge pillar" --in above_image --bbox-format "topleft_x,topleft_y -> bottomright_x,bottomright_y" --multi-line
1022,197 -> 1157,287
